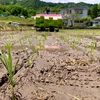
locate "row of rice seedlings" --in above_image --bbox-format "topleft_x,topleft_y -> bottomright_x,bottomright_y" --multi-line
43,32 -> 49,40
71,34 -> 82,50
18,39 -> 24,47
89,38 -> 97,58
59,33 -> 81,50
58,32 -> 97,60
0,33 -> 45,99
59,34 -> 71,43
61,29 -> 100,35
0,41 -> 19,100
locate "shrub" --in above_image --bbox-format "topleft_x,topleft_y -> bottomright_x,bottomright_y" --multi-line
44,19 -> 49,27
75,16 -> 92,23
57,19 -> 63,28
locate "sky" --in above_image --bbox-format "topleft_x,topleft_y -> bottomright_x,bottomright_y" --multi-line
40,0 -> 99,4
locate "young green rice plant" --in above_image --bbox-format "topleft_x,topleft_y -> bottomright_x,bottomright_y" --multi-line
65,34 -> 71,43
83,46 -> 88,55
28,38 -> 36,53
89,38 -> 97,57
27,58 -> 33,66
19,39 -> 24,47
71,34 -> 81,50
27,38 -> 42,61
43,32 -> 49,40
36,37 -> 44,51
0,41 -> 18,100
59,35 -> 66,41
59,34 -> 71,44
74,34 -> 81,44
71,41 -> 76,50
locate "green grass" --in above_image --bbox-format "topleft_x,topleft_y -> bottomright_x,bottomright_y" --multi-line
0,16 -> 34,24
60,29 -> 100,35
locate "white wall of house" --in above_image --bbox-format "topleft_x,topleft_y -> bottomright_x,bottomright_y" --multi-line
60,9 -> 67,19
60,7 -> 88,27
60,8 -> 88,19
82,9 -> 88,17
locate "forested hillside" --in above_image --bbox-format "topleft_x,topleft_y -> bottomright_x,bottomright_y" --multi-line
0,0 -> 93,9
0,0 -> 100,19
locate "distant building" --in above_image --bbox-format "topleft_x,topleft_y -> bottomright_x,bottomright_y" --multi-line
89,17 -> 100,26
60,6 -> 88,19
35,14 -> 62,20
35,7 -> 62,20
60,6 -> 88,26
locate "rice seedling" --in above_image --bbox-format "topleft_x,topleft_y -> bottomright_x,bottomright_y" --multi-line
0,41 -> 18,100
27,58 -> 33,66
27,37 -> 44,62
37,40 -> 44,50
71,41 -> 76,50
59,35 -> 65,40
75,34 -> 81,44
19,39 -> 24,47
28,38 -> 36,51
89,38 -> 97,57
83,46 -> 88,55
43,32 -> 49,40
65,34 -> 71,43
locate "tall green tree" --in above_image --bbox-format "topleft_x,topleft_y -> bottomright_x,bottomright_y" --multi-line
98,4 -> 100,16
91,4 -> 98,18
13,0 -> 17,4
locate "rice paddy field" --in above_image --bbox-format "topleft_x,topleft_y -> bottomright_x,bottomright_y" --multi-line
0,29 -> 100,100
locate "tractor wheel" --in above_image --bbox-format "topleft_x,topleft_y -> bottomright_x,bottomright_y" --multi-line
49,27 -> 54,32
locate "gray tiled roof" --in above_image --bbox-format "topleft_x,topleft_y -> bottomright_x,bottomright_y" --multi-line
61,6 -> 88,10
70,6 -> 88,9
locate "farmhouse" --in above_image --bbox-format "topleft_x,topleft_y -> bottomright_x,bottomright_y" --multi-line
35,7 -> 62,20
35,13 -> 62,20
94,17 -> 100,25
60,6 -> 88,27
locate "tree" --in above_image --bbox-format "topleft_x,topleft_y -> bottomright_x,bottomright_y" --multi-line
22,8 -> 28,17
91,4 -> 98,18
0,4 -> 6,13
13,0 -> 17,4
7,5 -> 28,16
28,9 -> 36,17
98,4 -> 100,16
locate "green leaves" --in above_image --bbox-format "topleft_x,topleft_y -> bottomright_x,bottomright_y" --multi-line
0,41 -> 17,99
0,41 -> 14,86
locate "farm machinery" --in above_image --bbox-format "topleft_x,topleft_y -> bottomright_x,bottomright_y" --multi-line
35,9 -> 63,32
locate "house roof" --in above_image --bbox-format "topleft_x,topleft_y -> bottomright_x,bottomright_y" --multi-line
69,6 -> 88,9
36,14 -> 62,17
94,17 -> 100,20
61,6 -> 88,10
36,14 -> 62,19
